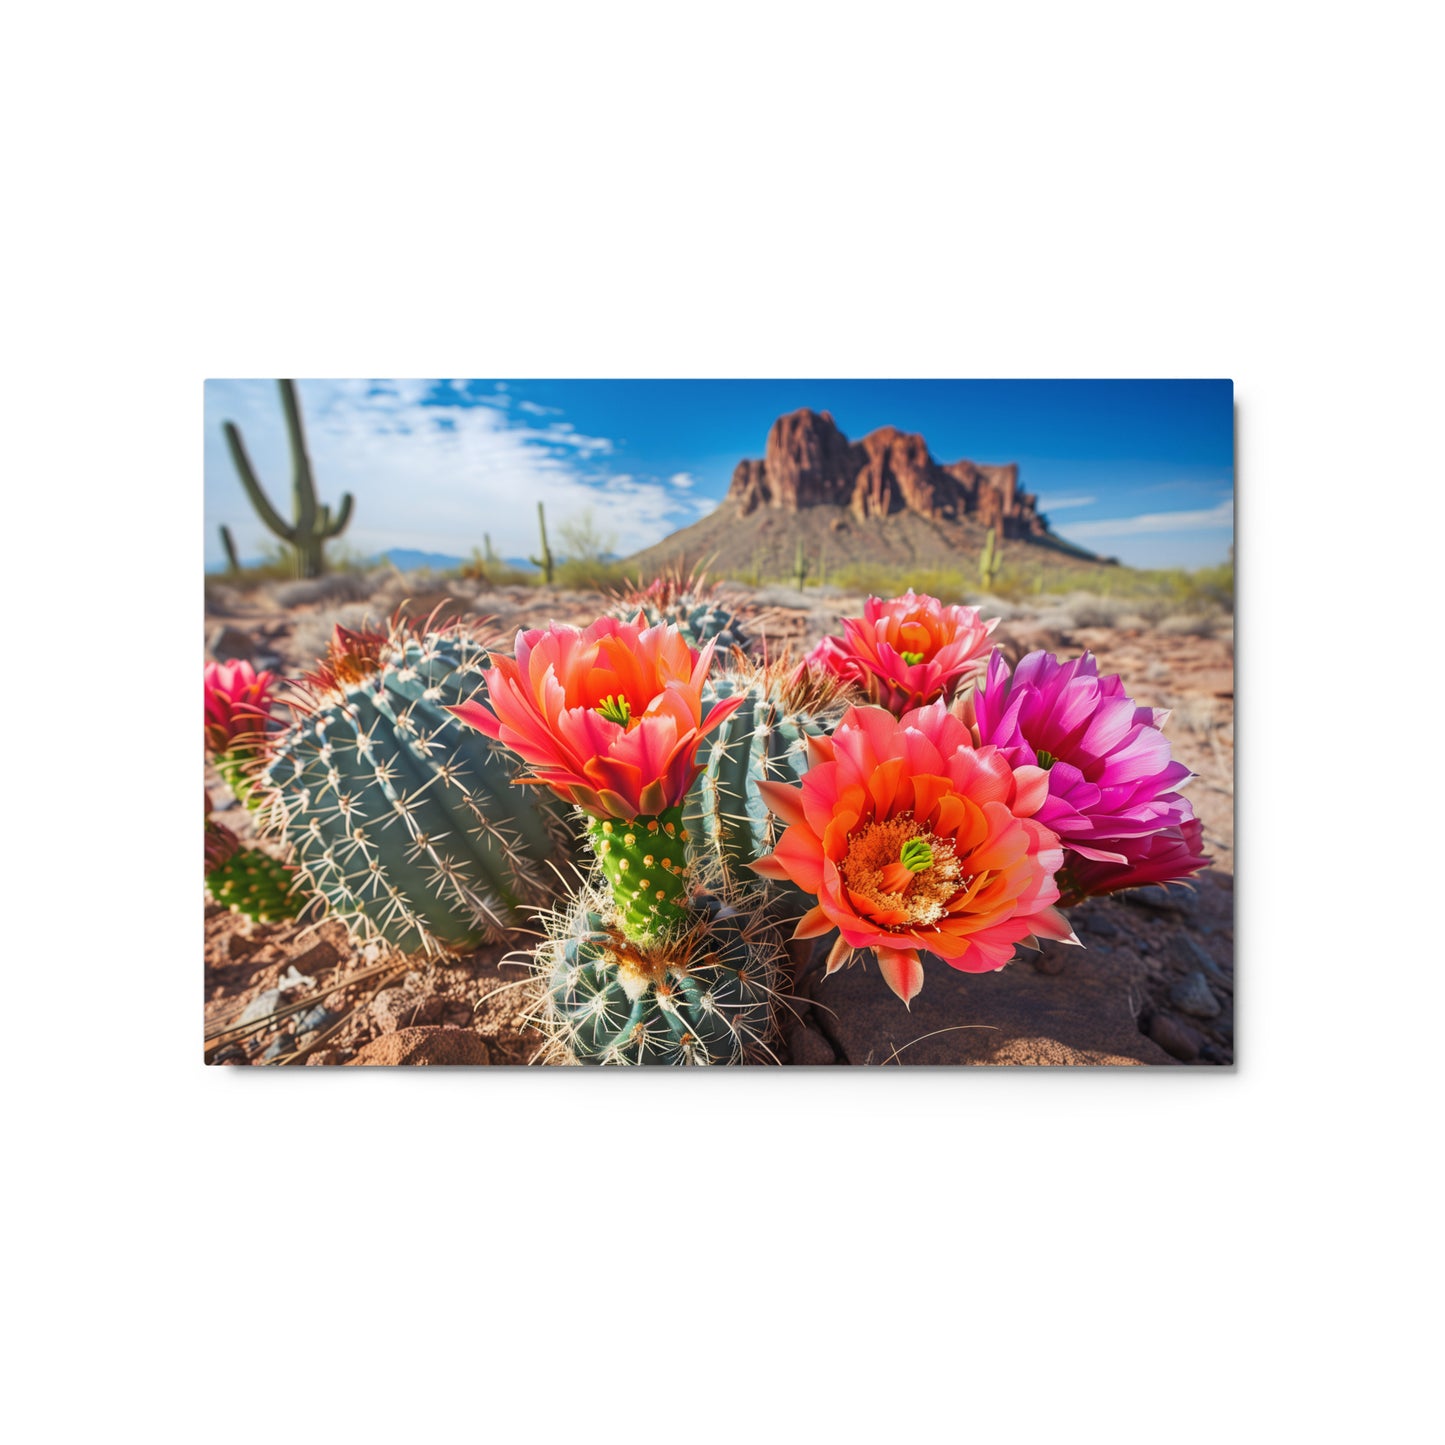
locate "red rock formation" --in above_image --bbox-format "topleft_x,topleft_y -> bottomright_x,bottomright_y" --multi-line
726,409 -> 1051,538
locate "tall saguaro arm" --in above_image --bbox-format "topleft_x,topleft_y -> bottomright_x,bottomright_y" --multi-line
223,379 -> 354,578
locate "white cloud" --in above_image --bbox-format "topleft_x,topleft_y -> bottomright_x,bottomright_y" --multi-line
204,380 -> 699,566
1035,494 -> 1096,511
1057,496 -> 1234,540
668,472 -> 696,489
516,399 -> 562,416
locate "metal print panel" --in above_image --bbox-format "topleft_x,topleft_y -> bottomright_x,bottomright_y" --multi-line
203,379 -> 1234,1066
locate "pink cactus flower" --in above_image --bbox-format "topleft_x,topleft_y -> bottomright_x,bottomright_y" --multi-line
204,660 -> 277,757
801,590 -> 999,713
752,701 -> 1073,1005
447,614 -> 744,819
968,650 -> 1207,893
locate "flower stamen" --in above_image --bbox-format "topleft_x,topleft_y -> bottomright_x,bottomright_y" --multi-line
596,694 -> 633,727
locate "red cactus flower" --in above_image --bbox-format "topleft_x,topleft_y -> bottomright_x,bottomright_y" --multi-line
802,590 -> 999,712
752,701 -> 1073,1005
204,660 -> 277,757
447,614 -> 744,818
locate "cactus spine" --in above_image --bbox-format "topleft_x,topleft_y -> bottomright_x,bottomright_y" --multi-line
529,502 -> 554,583
224,380 -> 354,579
605,567 -> 750,653
536,884 -> 784,1065
979,526 -> 1002,592
261,622 -> 568,954
685,658 -> 847,897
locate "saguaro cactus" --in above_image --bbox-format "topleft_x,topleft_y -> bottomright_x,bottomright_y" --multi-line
791,538 -> 809,590
530,502 -> 555,583
979,526 -> 1002,592
224,380 -> 354,579
219,524 -> 241,575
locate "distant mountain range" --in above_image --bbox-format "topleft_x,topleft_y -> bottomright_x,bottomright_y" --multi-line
376,548 -> 496,573
208,547 -> 539,576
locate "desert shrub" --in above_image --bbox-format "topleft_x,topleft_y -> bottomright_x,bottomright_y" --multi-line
1157,612 -> 1222,638
452,548 -> 533,587
554,558 -> 632,591
826,564 -> 976,603
272,571 -> 377,608
1168,696 -> 1217,736
1063,594 -> 1131,629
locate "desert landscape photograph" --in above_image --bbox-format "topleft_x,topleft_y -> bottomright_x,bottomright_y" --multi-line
204,378 -> 1234,1066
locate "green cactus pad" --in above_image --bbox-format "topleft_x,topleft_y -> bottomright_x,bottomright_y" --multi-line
206,847 -> 304,924
262,628 -> 569,955
585,806 -> 691,940
540,887 -> 784,1065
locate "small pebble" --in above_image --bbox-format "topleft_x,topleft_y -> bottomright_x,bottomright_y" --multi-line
297,1005 -> 339,1034
1169,970 -> 1222,1019
238,989 -> 283,1025
1148,1012 -> 1204,1062
1122,884 -> 1197,916
1179,935 -> 1228,981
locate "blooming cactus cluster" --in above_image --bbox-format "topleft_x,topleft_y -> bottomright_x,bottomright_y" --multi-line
203,582 -> 1213,1059
758,590 -> 1209,1004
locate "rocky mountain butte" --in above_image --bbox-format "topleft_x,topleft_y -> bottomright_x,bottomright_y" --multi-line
728,407 -> 1050,537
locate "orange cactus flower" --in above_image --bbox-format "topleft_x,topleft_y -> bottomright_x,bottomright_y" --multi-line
447,614 -> 744,819
803,589 -> 999,713
752,701 -> 1074,1005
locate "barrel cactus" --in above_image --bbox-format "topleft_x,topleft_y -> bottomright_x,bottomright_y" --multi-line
260,621 -> 570,955
535,880 -> 784,1065
685,655 -> 849,896
606,567 -> 749,653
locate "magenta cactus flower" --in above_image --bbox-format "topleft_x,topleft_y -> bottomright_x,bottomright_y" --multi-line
969,650 -> 1207,896
204,660 -> 277,758
1060,818 -> 1209,902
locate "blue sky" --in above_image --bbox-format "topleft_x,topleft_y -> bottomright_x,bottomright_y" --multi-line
204,379 -> 1233,570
